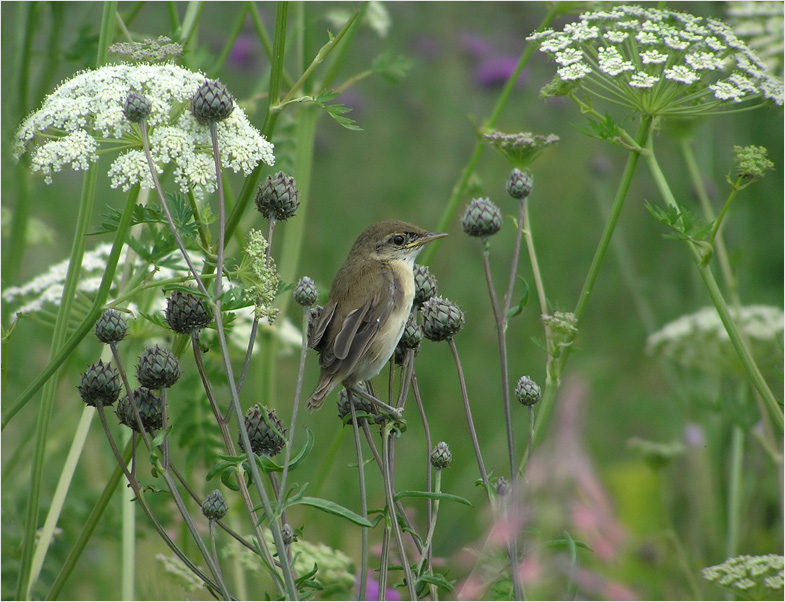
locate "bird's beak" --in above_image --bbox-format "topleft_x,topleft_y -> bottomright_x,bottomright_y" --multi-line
407,231 -> 448,248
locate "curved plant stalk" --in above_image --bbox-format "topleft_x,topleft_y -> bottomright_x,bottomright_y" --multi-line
520,115 -> 653,471
45,441 -> 134,600
644,135 -> 783,430
349,401 -> 370,602
15,164 -> 99,601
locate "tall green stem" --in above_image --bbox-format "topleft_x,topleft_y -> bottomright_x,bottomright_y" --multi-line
16,165 -> 98,601
726,426 -> 745,559
520,115 -> 653,472
644,139 -> 783,430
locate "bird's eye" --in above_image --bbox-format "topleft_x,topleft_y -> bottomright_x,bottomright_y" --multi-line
392,234 -> 405,246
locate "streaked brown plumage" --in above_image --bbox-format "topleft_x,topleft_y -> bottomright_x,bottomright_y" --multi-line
307,220 -> 446,411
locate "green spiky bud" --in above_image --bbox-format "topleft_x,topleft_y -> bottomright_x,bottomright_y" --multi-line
202,489 -> 228,521
78,360 -> 122,407
239,405 -> 286,456
190,79 -> 234,124
165,289 -> 212,334
255,172 -> 300,221
136,345 -> 181,389
430,441 -> 453,469
506,168 -> 534,200
394,312 -> 422,366
293,277 -> 318,307
116,387 -> 163,432
337,386 -> 378,424
461,198 -> 503,237
123,92 -> 152,123
413,264 -> 438,306
95,309 -> 129,344
515,375 -> 541,406
421,296 -> 465,342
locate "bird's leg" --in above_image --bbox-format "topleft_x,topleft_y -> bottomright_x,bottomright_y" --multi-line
349,384 -> 403,421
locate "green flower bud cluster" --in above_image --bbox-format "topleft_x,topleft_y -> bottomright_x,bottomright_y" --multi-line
293,277 -> 318,307
123,92 -> 152,123
95,309 -> 129,344
78,360 -> 122,407
255,172 -> 300,221
413,264 -> 438,306
337,387 -> 378,424
165,289 -> 212,334
421,296 -> 465,342
506,168 -> 534,200
461,198 -> 502,237
190,80 -> 234,124
430,442 -> 453,469
394,311 -> 423,366
514,376 -> 541,407
201,489 -> 228,521
239,405 -> 286,456
116,387 -> 163,432
136,344 -> 181,389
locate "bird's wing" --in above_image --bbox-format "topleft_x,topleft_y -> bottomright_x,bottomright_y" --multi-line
328,269 -> 402,377
309,302 -> 337,349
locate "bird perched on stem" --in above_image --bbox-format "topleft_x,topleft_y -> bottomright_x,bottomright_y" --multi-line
307,220 -> 447,412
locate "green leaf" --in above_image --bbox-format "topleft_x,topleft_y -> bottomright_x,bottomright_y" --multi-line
505,277 -> 529,320
544,535 -> 592,554
287,496 -> 373,527
576,112 -> 619,141
645,201 -> 712,242
417,572 -> 456,591
393,490 -> 472,507
371,52 -> 413,82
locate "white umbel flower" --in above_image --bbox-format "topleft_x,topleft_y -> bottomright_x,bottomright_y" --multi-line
527,4 -> 784,116
15,63 -> 274,195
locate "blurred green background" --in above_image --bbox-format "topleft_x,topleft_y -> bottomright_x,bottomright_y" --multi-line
2,2 -> 782,600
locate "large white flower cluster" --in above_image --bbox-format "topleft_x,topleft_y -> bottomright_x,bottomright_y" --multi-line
527,5 -> 784,116
646,305 -> 783,374
14,63 -> 274,194
702,554 -> 783,597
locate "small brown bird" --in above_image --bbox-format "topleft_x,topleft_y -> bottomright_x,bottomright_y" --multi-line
307,220 -> 447,411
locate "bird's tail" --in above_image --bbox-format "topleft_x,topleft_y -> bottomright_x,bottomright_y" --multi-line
306,377 -> 336,411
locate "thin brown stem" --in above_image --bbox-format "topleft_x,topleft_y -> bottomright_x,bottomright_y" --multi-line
447,339 -> 489,490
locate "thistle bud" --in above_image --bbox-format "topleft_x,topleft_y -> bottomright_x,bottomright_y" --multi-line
461,198 -> 502,237
78,360 -> 122,407
95,309 -> 128,344
413,264 -> 438,306
421,296 -> 465,342
293,277 -> 318,307
505,169 -> 534,200
337,386 -> 377,424
394,312 -> 422,365
123,92 -> 152,123
165,289 -> 212,334
239,405 -> 286,456
202,490 -> 227,521
515,375 -> 541,407
190,80 -> 234,124
136,345 -> 181,389
116,387 -> 163,432
430,441 -> 453,469
255,172 -> 300,221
